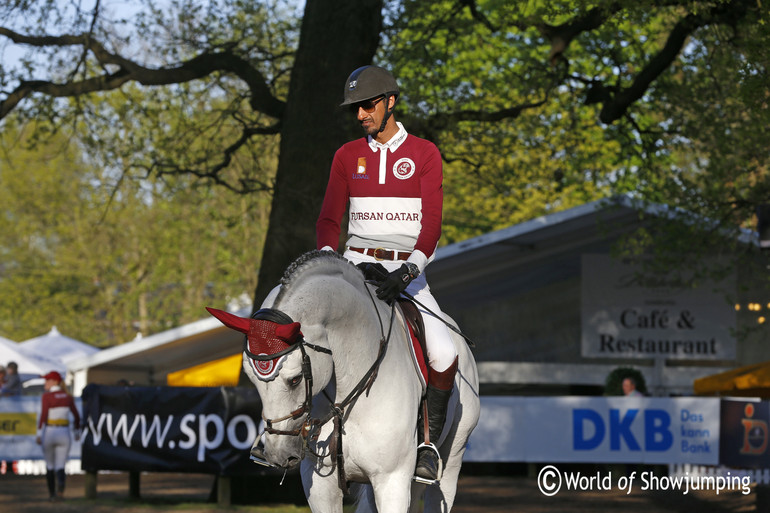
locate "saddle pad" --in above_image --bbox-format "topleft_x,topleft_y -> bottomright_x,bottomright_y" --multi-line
401,310 -> 429,390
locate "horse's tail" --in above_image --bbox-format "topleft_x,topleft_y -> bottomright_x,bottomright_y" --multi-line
349,483 -> 376,513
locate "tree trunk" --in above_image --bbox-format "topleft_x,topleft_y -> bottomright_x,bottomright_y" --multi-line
253,0 -> 383,308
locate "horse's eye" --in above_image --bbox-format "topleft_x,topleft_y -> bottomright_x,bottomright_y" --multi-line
289,375 -> 303,387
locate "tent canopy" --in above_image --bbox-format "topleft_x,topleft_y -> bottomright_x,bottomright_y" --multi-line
20,326 -> 99,365
0,337 -> 65,376
693,361 -> 770,398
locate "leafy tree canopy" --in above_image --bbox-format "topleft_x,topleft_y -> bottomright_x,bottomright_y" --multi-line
1,0 -> 768,338
0,115 -> 270,344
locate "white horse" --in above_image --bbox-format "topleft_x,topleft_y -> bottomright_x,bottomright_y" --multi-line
208,250 -> 479,512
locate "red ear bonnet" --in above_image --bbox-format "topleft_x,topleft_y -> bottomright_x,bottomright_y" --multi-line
207,307 -> 303,380
206,307 -> 250,334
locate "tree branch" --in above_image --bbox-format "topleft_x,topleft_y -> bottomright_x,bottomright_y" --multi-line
150,122 -> 281,194
432,99 -> 549,127
599,0 -> 753,123
538,4 -> 621,66
404,98 -> 548,142
0,27 -> 286,120
457,0 -> 498,32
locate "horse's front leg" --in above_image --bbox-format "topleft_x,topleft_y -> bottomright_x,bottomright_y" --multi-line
301,457 -> 345,513
370,470 -> 415,513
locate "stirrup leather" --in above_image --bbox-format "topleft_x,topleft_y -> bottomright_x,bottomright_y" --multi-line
413,442 -> 443,485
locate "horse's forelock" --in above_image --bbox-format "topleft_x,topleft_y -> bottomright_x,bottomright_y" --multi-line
276,250 -> 360,303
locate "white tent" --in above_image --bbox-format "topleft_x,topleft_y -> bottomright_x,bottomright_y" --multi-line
0,336 -> 64,376
20,326 -> 99,366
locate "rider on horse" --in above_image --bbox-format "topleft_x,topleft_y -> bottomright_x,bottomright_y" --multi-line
316,65 -> 458,483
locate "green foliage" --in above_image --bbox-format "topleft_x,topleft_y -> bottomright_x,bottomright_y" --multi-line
0,117 -> 270,345
382,0 -> 770,259
605,366 -> 648,396
2,0 -> 769,342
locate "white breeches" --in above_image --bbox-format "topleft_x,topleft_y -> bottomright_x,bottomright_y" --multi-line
343,250 -> 458,372
42,426 -> 71,471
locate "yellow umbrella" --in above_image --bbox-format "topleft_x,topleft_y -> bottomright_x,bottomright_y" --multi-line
693,360 -> 770,398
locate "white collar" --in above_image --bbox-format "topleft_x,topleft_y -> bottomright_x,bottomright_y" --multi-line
368,122 -> 408,153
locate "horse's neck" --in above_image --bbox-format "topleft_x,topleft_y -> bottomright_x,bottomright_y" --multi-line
276,276 -> 385,395
329,293 -> 391,395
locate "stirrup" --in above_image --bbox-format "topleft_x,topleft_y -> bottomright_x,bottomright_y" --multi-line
413,442 -> 443,485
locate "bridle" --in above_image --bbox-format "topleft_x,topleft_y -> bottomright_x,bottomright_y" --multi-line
246,308 -> 332,439
247,282 -> 395,492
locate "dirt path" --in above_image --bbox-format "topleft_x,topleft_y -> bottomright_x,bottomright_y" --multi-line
0,471 -> 758,512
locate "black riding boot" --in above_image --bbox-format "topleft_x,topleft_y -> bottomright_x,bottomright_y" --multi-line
46,470 -> 56,500
56,468 -> 66,498
415,357 -> 458,482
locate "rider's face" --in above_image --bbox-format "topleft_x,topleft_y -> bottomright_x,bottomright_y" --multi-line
351,96 -> 386,137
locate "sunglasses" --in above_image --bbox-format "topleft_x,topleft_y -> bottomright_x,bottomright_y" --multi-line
349,96 -> 385,114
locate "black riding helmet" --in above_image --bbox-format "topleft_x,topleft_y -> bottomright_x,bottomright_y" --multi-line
341,65 -> 399,133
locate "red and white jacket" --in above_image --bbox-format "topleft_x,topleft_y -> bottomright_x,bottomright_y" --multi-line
37,386 -> 80,436
316,123 -> 443,272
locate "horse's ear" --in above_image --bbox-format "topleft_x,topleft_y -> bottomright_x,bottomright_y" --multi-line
206,307 -> 250,335
275,322 -> 302,342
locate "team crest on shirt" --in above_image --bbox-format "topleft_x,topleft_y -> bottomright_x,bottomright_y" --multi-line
393,158 -> 416,180
353,156 -> 369,179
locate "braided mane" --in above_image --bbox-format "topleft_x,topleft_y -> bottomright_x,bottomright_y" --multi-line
276,250 -> 360,303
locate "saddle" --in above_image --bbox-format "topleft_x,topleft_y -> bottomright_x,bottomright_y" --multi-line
397,298 -> 429,389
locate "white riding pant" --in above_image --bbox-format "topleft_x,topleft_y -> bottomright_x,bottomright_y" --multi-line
343,249 -> 458,372
41,426 -> 71,471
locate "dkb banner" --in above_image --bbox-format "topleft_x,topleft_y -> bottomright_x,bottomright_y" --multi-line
464,396 -> 720,465
81,385 -> 263,475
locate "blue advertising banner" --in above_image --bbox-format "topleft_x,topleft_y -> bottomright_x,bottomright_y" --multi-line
81,385 -> 263,475
465,396 -> 720,465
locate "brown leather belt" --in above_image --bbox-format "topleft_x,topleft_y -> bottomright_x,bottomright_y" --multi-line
349,246 -> 412,261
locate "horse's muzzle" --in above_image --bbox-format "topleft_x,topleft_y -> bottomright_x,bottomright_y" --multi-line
250,443 -> 276,468
252,434 -> 304,469
283,456 -> 301,469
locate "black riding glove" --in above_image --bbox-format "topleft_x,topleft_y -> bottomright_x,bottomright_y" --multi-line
356,262 -> 389,282
375,263 -> 420,302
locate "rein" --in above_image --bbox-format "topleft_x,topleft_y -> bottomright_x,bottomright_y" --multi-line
251,281 -> 396,493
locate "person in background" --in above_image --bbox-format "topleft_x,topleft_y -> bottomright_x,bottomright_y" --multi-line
622,376 -> 644,397
36,371 -> 80,501
0,365 -> 6,394
2,361 -> 22,396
